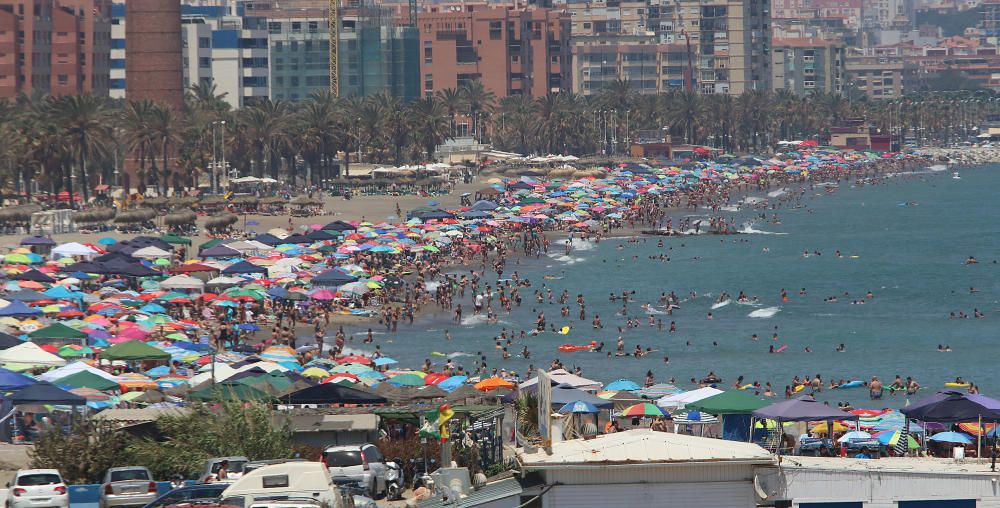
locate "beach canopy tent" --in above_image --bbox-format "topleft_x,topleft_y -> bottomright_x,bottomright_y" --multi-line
54,370 -> 120,391
39,361 -> 120,382
28,323 -> 87,341
159,234 -> 192,246
159,275 -> 206,291
282,383 -> 387,405
306,230 -> 338,241
222,261 -> 268,275
471,200 -> 499,211
249,234 -> 284,246
11,270 -> 55,283
188,383 -> 275,402
685,390 -> 771,442
281,234 -> 312,245
200,244 -> 242,257
753,396 -> 859,422
322,221 -> 356,232
11,382 -> 86,405
901,391 -> 1000,423
0,367 -> 36,391
101,258 -> 161,277
20,236 -> 56,247
0,332 -> 22,349
0,301 -> 43,318
59,261 -> 105,274
657,386 -> 725,409
51,242 -> 98,259
311,269 -> 359,287
550,383 -> 613,409
686,390 -> 770,415
170,263 -> 219,274
131,246 -> 173,259
0,342 -> 67,367
101,340 -> 170,362
4,290 -> 48,302
518,369 -> 603,392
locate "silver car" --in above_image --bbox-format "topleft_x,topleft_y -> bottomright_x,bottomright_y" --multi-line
321,444 -> 387,499
99,467 -> 158,508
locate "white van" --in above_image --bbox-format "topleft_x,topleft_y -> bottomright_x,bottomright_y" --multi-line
218,462 -> 345,508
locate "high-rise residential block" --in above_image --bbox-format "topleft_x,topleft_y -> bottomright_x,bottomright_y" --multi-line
0,0 -> 110,98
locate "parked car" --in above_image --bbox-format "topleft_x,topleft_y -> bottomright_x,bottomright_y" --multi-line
142,484 -> 229,508
321,444 -> 387,499
6,469 -> 69,508
99,467 -> 157,508
219,462 -> 343,508
198,457 -> 249,484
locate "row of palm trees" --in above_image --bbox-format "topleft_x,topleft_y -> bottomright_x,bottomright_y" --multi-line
1,79 -> 997,205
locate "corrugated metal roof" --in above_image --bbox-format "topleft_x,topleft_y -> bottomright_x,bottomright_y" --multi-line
518,429 -> 775,468
418,477 -> 522,508
774,455 -> 1000,475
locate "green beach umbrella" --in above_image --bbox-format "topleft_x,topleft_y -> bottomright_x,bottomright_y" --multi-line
55,370 -> 120,391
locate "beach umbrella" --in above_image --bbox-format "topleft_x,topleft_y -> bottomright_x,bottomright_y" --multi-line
337,355 -> 372,365
474,377 -> 515,392
874,429 -> 920,449
620,402 -> 665,418
837,431 -> 872,443
559,400 -> 599,414
638,383 -> 681,398
928,431 -> 974,444
260,346 -> 298,363
372,357 -> 397,367
387,373 -> 425,387
605,379 -> 641,391
301,367 -> 331,379
810,421 -> 850,435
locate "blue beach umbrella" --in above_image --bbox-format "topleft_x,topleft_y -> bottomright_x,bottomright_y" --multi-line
605,379 -> 641,391
559,400 -> 599,414
928,431 -> 974,444
373,357 -> 397,367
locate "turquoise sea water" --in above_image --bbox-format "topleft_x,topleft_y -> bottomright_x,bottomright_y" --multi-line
346,164 -> 1000,408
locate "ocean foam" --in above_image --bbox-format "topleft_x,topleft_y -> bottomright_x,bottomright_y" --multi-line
748,306 -> 781,318
768,189 -> 788,198
738,224 -> 789,235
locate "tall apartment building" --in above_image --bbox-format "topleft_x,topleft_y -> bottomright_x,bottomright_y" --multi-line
844,46 -> 909,97
570,35 -> 690,94
565,0 -> 771,95
415,5 -> 571,98
111,0 -> 418,104
772,37 -> 845,95
112,4 -> 270,106
0,0 -> 110,98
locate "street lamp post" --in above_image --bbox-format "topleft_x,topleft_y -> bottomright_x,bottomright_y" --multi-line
220,121 -> 227,189
356,117 -> 362,163
211,121 -> 219,194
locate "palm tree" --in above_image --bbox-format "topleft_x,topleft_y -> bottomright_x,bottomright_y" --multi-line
460,80 -> 496,142
409,97 -> 451,160
436,87 -> 463,137
668,91 -> 702,143
121,99 -> 158,195
53,94 -> 111,207
298,90 -> 338,186
238,99 -> 292,180
186,80 -> 230,115
148,103 -> 182,195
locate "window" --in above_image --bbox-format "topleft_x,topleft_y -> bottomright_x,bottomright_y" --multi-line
424,46 -> 432,64
261,475 -> 289,488
291,21 -> 301,32
198,36 -> 210,48
489,20 -> 502,40
291,76 -> 299,86
309,21 -> 318,32
110,470 -> 149,482
199,57 -> 211,68
268,21 -> 281,33
57,74 -> 68,85
322,451 -> 362,467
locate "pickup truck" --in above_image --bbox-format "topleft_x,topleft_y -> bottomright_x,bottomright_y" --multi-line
99,467 -> 158,508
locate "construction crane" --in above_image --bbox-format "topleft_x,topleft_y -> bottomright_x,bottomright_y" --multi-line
328,0 -> 339,96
